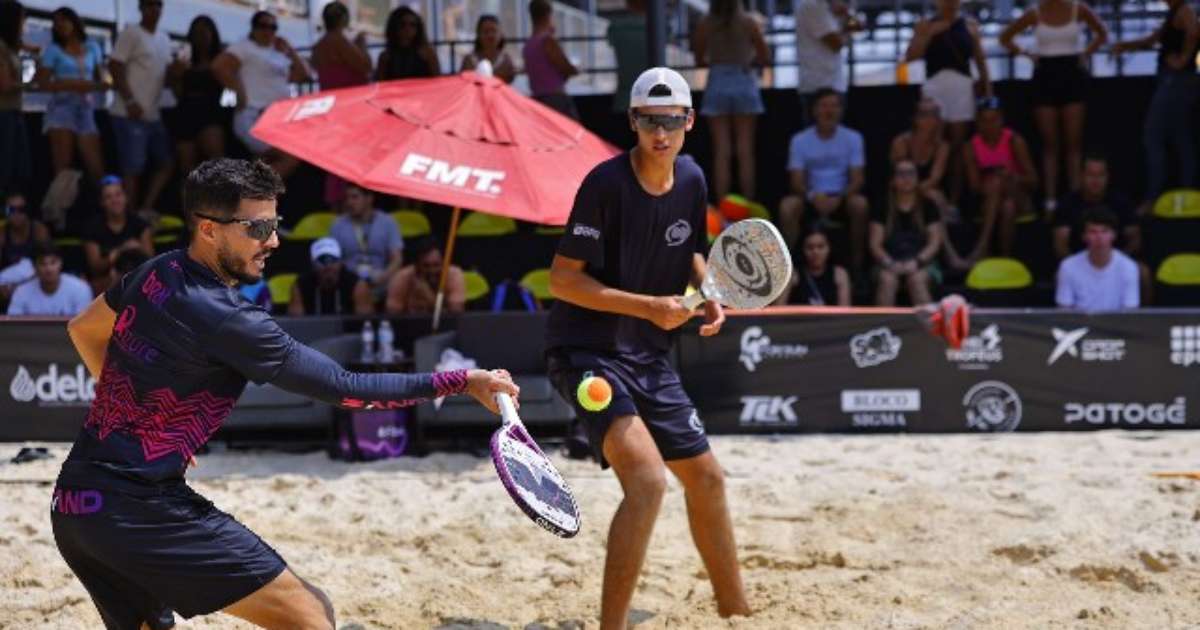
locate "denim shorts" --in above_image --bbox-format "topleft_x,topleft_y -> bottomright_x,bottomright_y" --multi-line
111,116 -> 172,174
700,64 -> 764,116
43,94 -> 98,135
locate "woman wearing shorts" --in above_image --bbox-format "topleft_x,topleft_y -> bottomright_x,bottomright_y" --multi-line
35,7 -> 107,185
168,16 -> 226,181
1000,0 -> 1107,215
692,0 -> 770,202
905,0 -> 991,205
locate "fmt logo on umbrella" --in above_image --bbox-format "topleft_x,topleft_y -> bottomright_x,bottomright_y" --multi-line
398,153 -> 506,197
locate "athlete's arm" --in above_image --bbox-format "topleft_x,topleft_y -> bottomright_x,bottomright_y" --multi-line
67,295 -> 116,380
549,254 -> 692,331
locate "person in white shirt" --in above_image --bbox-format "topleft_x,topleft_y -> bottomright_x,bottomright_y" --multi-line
1056,208 -> 1139,312
212,10 -> 312,180
6,243 -> 92,316
108,0 -> 175,217
794,0 -> 858,126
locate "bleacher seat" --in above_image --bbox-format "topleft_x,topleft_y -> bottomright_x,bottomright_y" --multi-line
391,210 -> 431,238
1152,189 -> 1200,218
462,270 -> 490,304
1148,189 -> 1200,269
152,214 -> 186,245
457,212 -> 516,237
267,273 -> 298,305
534,225 -> 565,235
285,212 -> 336,241
1155,253 -> 1200,306
966,257 -> 1034,306
520,268 -> 553,302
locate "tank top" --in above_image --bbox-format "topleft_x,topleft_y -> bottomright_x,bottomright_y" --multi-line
971,128 -> 1022,174
381,47 -> 435,80
1159,2 -> 1198,72
925,17 -> 974,77
1035,1 -> 1084,56
789,265 -> 838,306
178,65 -> 222,113
523,31 -> 566,96
706,14 -> 756,66
1,221 -> 34,268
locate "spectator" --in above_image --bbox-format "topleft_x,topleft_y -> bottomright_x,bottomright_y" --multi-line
775,226 -> 850,306
329,182 -> 403,298
957,97 -> 1036,267
0,0 -> 31,196
0,191 -> 49,302
461,14 -> 516,84
606,0 -> 647,114
35,7 -> 107,186
167,16 -> 225,184
1056,208 -> 1139,312
6,242 -> 91,316
385,236 -> 465,315
523,0 -> 579,119
870,159 -> 943,306
110,247 -> 148,286
779,88 -> 868,271
109,0 -> 175,219
213,10 -> 311,180
288,237 -> 372,316
1112,0 -> 1198,207
905,0 -> 992,204
794,0 -> 858,127
890,97 -> 953,219
376,6 -> 439,80
82,175 -> 154,293
1000,0 -> 1107,215
1052,154 -> 1139,259
693,0 -> 770,201
312,1 -> 372,89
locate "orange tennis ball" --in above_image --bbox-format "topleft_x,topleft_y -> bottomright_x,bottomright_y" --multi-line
577,375 -> 612,412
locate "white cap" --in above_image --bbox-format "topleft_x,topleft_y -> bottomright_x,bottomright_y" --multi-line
310,237 -> 342,262
629,67 -> 692,110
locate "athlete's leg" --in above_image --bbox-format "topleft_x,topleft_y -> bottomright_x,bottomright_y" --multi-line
222,568 -> 334,630
600,414 -> 668,630
665,450 -> 750,617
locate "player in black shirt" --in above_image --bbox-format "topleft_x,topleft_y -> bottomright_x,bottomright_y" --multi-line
55,159 -> 518,630
546,68 -> 750,628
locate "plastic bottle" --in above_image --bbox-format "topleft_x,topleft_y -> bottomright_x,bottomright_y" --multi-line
360,321 -> 375,364
378,320 -> 395,364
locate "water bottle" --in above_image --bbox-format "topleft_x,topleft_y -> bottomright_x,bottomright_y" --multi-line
360,321 -> 375,364
378,320 -> 395,364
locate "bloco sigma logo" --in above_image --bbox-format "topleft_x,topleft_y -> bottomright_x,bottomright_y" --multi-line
963,381 -> 1022,432
397,153 -> 505,197
739,326 -> 808,372
9,364 -> 96,407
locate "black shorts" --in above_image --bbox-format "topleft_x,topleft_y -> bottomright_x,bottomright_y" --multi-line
51,477 -> 287,630
1031,56 -> 1089,107
547,348 -> 710,468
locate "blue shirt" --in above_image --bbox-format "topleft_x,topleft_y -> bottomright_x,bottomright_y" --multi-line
546,152 -> 708,355
40,40 -> 103,80
329,211 -> 404,278
787,125 -> 864,195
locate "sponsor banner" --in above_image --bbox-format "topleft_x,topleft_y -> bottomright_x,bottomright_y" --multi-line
1170,325 -> 1200,367
739,396 -> 799,427
739,326 -> 808,372
841,389 -> 920,428
1047,327 -> 1126,364
945,323 -> 1003,370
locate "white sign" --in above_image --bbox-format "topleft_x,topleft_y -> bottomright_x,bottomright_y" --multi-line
1170,326 -> 1200,367
397,153 -> 506,197
945,324 -> 1003,368
963,381 -> 1022,432
739,326 -> 809,372
840,389 -> 919,428
850,327 -> 902,368
9,364 -> 96,407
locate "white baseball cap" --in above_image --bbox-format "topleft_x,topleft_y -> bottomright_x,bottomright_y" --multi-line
629,67 -> 692,110
310,237 -> 342,263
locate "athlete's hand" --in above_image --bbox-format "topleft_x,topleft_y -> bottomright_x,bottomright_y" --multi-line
646,295 -> 694,331
699,300 -> 724,336
467,368 -> 519,415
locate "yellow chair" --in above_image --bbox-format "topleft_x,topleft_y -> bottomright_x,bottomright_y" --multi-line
535,225 -> 565,236
457,211 -> 516,237
520,268 -> 553,302
267,273 -> 298,305
1152,189 -> 1200,219
1156,253 -> 1200,285
157,214 -> 185,231
462,270 -> 490,302
153,233 -> 179,245
391,210 -> 431,238
53,236 -> 82,247
966,257 -> 1033,290
285,212 -> 336,240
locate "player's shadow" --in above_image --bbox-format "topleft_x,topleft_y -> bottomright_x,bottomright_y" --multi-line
433,610 -> 654,630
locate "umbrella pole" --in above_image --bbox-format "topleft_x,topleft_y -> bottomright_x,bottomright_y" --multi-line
432,206 -> 463,330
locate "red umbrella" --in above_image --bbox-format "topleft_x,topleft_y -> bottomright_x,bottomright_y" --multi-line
252,73 -> 619,326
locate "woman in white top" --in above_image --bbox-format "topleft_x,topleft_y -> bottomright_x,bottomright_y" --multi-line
1000,0 -> 1107,214
460,15 -> 516,84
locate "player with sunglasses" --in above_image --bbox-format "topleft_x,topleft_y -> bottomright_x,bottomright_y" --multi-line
546,67 -> 751,628
54,158 -> 519,630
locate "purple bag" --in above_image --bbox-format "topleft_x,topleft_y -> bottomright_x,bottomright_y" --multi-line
330,409 -> 410,461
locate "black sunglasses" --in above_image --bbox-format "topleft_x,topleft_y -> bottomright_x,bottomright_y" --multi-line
194,213 -> 282,242
254,21 -> 278,31
633,113 -> 689,132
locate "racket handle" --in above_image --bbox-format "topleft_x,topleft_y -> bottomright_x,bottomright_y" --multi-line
495,392 -> 520,425
680,290 -> 706,310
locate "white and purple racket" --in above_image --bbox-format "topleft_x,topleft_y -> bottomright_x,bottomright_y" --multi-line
490,393 -> 581,538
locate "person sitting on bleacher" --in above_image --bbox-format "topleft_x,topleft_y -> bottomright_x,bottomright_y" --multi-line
0,191 -> 50,305
6,242 -> 91,316
82,175 -> 154,294
288,236 -> 372,316
1055,208 -> 1139,312
328,182 -> 404,301
384,236 -> 465,315
1052,153 -> 1140,260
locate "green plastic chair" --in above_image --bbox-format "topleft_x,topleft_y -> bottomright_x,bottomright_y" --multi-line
1156,253 -> 1200,285
1152,189 -> 1200,219
391,210 -> 431,238
285,212 -> 336,241
268,273 -> 298,305
520,268 -> 553,302
457,212 -> 516,237
158,214 -> 185,231
462,270 -> 491,302
966,257 -> 1033,290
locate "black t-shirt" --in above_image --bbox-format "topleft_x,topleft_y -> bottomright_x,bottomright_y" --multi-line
546,152 -> 708,356
870,203 -> 941,260
1054,190 -> 1136,253
84,215 -> 149,256
296,267 -> 359,315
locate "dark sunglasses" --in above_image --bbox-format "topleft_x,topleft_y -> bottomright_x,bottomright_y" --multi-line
633,113 -> 689,132
194,213 -> 282,242
254,21 -> 278,31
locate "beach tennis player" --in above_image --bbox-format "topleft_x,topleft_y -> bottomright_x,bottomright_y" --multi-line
52,158 -> 518,630
546,67 -> 751,628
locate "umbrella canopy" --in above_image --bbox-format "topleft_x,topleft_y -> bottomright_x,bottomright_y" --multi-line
251,72 -> 619,225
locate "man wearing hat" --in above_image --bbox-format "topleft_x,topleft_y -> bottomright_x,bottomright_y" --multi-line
288,236 -> 373,315
545,67 -> 751,628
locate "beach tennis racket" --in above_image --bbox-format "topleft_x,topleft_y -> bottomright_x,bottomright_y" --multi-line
682,218 -> 793,310
490,392 -> 581,538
